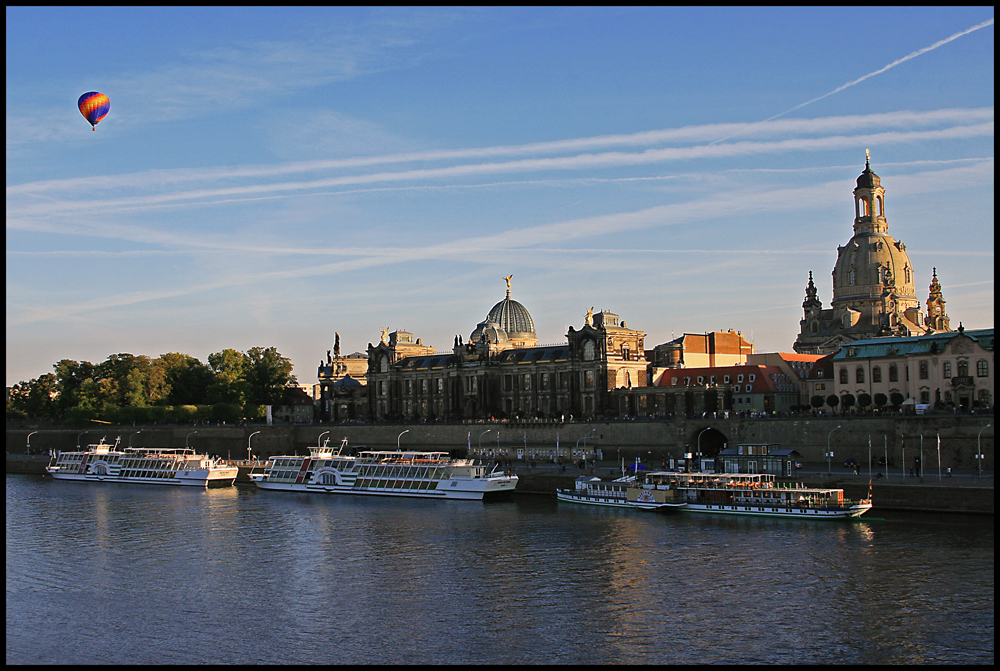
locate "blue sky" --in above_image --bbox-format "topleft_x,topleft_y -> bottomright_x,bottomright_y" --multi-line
6,7 -> 994,387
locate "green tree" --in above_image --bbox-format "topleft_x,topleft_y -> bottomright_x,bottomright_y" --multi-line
890,392 -> 906,408
154,352 -> 213,405
874,393 -> 888,409
826,394 -> 840,411
243,346 -> 296,406
841,393 -> 856,412
811,395 -> 825,409
208,348 -> 248,406
857,393 -> 872,409
53,359 -> 97,414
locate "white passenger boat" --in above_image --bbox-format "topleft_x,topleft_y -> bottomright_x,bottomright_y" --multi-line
644,471 -> 872,519
556,468 -> 687,512
250,440 -> 518,501
46,438 -> 238,488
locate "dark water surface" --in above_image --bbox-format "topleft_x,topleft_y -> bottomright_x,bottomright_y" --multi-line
6,474 -> 993,664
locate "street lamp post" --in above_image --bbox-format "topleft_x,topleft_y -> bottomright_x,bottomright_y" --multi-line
26,431 -> 38,455
479,429 -> 492,454
827,425 -> 842,474
248,430 -> 260,463
397,430 -> 410,449
317,430 -> 330,448
697,427 -> 711,472
185,431 -> 198,448
977,424 -> 991,478
576,428 -> 596,469
129,430 -> 142,447
77,431 -> 89,450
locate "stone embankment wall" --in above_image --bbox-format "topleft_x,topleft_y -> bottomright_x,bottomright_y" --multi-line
8,415 -> 993,468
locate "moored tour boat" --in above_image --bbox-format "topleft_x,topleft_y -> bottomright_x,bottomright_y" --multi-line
46,438 -> 238,488
556,470 -> 687,512
644,471 -> 872,519
250,440 -> 517,501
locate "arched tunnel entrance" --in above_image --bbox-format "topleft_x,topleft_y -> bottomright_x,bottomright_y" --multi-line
688,427 -> 728,461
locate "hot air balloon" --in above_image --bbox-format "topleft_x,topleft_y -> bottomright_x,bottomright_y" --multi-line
78,92 -> 110,130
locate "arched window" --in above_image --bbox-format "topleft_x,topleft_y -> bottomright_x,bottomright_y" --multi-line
876,195 -> 884,217
904,265 -> 912,284
957,361 -> 969,378
849,269 -> 856,285
889,364 -> 898,382
858,198 -> 869,217
977,360 -> 989,377
856,366 -> 865,384
943,362 -> 952,378
872,366 -> 881,383
919,361 -> 929,380
839,368 -> 848,384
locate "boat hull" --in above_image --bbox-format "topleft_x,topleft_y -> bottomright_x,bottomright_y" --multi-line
46,468 -> 237,488
252,476 -> 517,501
556,490 -> 686,512
681,502 -> 872,519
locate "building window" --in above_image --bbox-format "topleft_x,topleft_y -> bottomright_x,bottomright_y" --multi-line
671,377 -> 678,386
710,376 -> 717,385
724,375 -> 730,383
697,376 -> 704,385
746,385 -> 753,393
942,362 -> 952,378
817,370 -> 824,378
523,373 -> 531,390
872,366 -> 881,383
889,364 -> 898,382
737,374 -> 744,383
437,378 -> 444,394
684,377 -> 691,386
839,368 -> 848,384
920,390 -> 930,404
957,361 -> 968,378
849,270 -> 856,285
583,371 -> 594,389
749,374 -> 756,382
977,360 -> 989,377
919,361 -> 929,380
856,367 -> 865,384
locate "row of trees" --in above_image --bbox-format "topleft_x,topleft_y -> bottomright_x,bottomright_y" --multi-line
7,347 -> 296,424
810,392 -> 905,412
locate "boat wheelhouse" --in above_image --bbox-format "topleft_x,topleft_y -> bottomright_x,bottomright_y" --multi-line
250,440 -> 517,501
644,471 -> 872,519
46,438 -> 237,488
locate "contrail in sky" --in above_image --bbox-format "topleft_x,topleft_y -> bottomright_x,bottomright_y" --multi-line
710,17 -> 995,145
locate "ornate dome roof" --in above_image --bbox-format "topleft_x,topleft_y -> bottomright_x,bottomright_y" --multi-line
470,320 -> 509,345
486,295 -> 536,338
856,157 -> 881,189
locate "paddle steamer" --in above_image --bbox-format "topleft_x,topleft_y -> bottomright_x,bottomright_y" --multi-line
645,471 -> 872,519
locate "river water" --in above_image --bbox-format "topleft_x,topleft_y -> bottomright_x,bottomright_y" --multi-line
6,474 -> 993,665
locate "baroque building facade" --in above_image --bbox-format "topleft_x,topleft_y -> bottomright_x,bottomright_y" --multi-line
831,326 -> 993,411
794,155 -> 952,355
365,279 -> 648,421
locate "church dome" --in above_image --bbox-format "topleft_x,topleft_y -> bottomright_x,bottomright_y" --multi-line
856,161 -> 881,189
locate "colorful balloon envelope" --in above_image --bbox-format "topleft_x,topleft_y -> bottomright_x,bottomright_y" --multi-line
78,92 -> 110,130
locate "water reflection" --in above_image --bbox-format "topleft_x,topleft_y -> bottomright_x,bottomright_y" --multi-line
6,476 -> 993,665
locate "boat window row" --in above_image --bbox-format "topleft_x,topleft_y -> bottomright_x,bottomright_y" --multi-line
356,478 -> 437,491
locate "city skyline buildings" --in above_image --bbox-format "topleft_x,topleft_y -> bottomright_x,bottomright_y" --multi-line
6,8 -> 994,387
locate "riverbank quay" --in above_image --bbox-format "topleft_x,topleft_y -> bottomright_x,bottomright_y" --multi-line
6,413 -> 994,467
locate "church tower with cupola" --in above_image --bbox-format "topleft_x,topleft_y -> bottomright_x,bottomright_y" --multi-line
925,267 -> 951,333
794,152 -> 948,354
